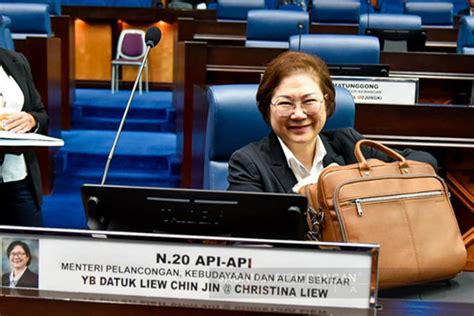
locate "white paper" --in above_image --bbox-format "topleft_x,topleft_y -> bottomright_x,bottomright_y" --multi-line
0,131 -> 64,147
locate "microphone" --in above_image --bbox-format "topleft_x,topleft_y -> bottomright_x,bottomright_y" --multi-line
145,26 -> 162,48
100,26 -> 162,185
297,21 -> 304,52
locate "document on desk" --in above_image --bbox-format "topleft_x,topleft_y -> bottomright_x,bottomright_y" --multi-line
0,131 -> 64,147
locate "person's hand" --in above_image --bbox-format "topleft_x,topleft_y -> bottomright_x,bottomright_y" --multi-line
2,112 -> 36,134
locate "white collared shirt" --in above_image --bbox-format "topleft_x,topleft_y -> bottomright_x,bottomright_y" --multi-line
0,65 -> 27,183
277,135 -> 336,193
8,266 -> 27,288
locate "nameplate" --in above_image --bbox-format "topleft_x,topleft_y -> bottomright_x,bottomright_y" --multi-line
333,77 -> 419,105
0,227 -> 378,310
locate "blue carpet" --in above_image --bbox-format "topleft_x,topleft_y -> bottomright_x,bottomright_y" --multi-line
73,88 -> 175,132
42,88 -> 180,229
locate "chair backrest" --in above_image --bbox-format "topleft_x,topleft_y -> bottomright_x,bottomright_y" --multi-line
63,0 -> 152,6
457,15 -> 474,55
116,29 -> 146,59
168,0 -> 193,9
404,2 -> 454,26
217,0 -> 266,20
0,0 -> 61,16
245,9 -> 309,48
311,0 -> 360,24
0,16 -> 14,50
110,0 -> 153,7
289,34 -> 380,64
204,84 -> 355,190
0,3 -> 51,37
358,13 -> 422,35
278,0 -> 308,11
265,0 -> 278,9
0,16 -> 6,49
381,0 -> 468,15
61,0 -> 106,5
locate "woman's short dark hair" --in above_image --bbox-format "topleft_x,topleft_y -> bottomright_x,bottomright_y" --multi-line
7,240 -> 32,266
257,51 -> 336,123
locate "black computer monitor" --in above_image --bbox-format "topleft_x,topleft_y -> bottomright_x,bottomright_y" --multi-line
365,28 -> 427,52
81,184 -> 308,240
328,63 -> 390,77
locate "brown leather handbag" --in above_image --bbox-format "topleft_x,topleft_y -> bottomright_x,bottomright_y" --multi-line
304,139 -> 467,289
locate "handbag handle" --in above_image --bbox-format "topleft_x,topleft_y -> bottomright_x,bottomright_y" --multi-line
354,139 -> 410,175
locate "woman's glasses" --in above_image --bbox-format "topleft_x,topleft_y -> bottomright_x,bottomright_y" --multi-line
9,252 -> 27,258
271,94 -> 325,117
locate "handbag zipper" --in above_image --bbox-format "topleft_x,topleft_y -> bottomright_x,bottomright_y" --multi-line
351,191 -> 443,216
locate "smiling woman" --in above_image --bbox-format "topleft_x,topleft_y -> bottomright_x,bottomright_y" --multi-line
227,51 -> 437,194
1,240 -> 38,288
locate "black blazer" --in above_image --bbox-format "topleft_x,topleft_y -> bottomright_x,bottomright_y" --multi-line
228,128 -> 438,193
2,268 -> 39,288
0,48 -> 49,207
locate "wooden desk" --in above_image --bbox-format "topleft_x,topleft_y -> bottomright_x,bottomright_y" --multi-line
0,284 -> 473,316
176,18 -> 459,52
62,6 -> 216,23
51,15 -> 76,130
14,37 -> 62,195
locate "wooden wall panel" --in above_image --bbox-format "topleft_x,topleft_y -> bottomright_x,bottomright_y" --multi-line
75,20 -> 112,81
74,20 -> 173,84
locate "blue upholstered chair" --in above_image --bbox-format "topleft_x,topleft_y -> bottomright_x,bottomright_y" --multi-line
359,13 -> 426,51
203,84 -> 355,190
62,0 -> 151,6
217,0 -> 266,21
0,16 -> 6,50
311,0 -> 360,24
359,13 -> 422,35
0,0 -> 61,15
111,0 -> 153,7
168,0 -> 193,9
278,0 -> 308,11
245,10 -> 309,48
457,16 -> 474,55
61,0 -> 106,5
0,16 -> 14,50
0,3 -> 52,39
289,34 -> 380,64
265,0 -> 279,9
381,0 -> 467,14
404,2 -> 454,26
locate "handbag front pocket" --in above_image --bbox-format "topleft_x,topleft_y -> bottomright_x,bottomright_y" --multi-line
348,190 -> 443,216
336,190 -> 444,243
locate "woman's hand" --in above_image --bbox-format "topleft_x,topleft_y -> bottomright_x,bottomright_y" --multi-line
3,112 -> 37,134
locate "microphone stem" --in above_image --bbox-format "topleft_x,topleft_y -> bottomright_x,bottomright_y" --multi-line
367,0 -> 370,31
101,45 -> 152,185
298,24 -> 303,52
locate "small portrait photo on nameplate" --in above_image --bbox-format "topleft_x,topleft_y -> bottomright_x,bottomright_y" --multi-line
1,238 -> 39,289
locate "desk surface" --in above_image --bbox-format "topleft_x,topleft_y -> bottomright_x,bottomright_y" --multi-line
380,271 -> 474,304
0,272 -> 472,315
